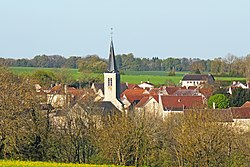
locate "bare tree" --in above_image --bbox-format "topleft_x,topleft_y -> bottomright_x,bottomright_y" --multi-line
224,53 -> 237,74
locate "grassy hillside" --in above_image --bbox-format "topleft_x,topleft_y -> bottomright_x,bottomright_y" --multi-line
0,160 -> 121,167
9,67 -> 246,85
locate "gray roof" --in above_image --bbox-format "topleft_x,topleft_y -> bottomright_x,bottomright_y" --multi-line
173,89 -> 199,96
71,101 -> 120,116
94,101 -> 121,115
182,74 -> 215,81
120,83 -> 128,94
94,83 -> 104,93
107,40 -> 119,73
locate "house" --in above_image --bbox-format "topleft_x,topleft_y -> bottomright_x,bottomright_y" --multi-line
121,88 -> 149,109
183,102 -> 250,131
163,86 -> 186,95
228,81 -> 249,94
52,100 -> 121,129
134,94 -> 205,117
46,84 -> 88,108
47,85 -> 70,108
135,96 -> 162,116
181,74 -> 215,88
230,101 -> 250,131
91,83 -> 105,101
198,87 -> 213,98
161,95 -> 205,116
138,81 -> 154,90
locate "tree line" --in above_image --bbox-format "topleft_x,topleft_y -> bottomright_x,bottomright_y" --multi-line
1,53 -> 250,77
0,68 -> 250,166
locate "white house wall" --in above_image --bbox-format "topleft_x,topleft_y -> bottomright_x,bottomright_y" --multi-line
47,94 -> 66,108
182,80 -> 204,87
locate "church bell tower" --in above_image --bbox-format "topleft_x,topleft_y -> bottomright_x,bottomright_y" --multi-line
103,35 -> 123,111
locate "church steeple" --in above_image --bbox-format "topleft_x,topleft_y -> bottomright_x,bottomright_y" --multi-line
103,30 -> 123,111
107,39 -> 119,72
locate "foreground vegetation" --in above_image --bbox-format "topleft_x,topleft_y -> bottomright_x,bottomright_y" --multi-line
0,160 -> 118,167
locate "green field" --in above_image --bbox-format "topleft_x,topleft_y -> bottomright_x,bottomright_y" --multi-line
123,70 -> 188,76
10,67 -> 80,78
9,67 -> 246,85
121,75 -> 182,85
0,160 -> 119,167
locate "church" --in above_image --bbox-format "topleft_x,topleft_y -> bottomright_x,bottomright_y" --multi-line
102,38 -> 124,111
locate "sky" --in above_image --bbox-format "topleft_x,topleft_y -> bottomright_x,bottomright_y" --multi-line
0,0 -> 250,60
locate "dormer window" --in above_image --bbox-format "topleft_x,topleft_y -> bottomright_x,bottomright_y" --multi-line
108,78 -> 112,86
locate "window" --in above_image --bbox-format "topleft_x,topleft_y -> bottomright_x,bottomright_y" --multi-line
108,78 -> 112,86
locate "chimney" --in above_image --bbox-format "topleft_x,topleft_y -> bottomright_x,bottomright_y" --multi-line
213,102 -> 216,109
126,82 -> 128,87
64,85 -> 67,94
228,87 -> 232,95
158,93 -> 164,117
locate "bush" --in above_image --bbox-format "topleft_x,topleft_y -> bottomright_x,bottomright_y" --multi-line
208,94 -> 229,109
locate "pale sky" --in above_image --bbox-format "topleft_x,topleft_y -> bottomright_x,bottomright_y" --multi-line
0,0 -> 250,59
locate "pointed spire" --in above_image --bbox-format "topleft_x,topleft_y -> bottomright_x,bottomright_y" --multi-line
107,29 -> 118,72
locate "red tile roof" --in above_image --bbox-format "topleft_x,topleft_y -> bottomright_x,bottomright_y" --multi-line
121,88 -> 149,103
173,89 -> 198,96
164,86 -> 186,95
127,84 -> 140,89
149,88 -> 160,95
152,95 -> 159,103
198,87 -> 213,98
161,95 -> 204,110
187,86 -> 198,90
231,107 -> 250,119
67,88 -> 86,97
50,85 -> 63,94
240,101 -> 250,108
49,85 -> 88,98
135,96 -> 151,108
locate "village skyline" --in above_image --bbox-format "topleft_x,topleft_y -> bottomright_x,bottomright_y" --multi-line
1,1 -> 250,166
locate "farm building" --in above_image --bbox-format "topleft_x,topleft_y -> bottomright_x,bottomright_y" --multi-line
181,74 -> 215,88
